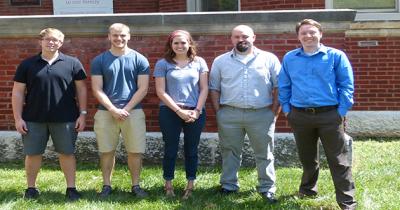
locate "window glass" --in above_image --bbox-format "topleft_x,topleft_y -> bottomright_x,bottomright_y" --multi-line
333,0 -> 396,10
201,0 -> 238,11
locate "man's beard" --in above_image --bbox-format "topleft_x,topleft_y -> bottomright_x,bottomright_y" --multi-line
236,41 -> 251,52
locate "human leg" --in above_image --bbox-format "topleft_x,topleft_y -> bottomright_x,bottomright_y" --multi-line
93,110 -> 120,188
127,153 -> 143,186
182,111 -> 206,199
49,122 -> 78,188
158,106 -> 183,181
217,106 -> 245,191
22,122 -> 49,197
318,110 -> 356,209
182,111 -> 206,180
58,154 -> 77,188
25,155 -> 43,188
121,109 -> 148,197
288,110 -> 320,196
100,151 -> 116,186
245,108 -> 276,194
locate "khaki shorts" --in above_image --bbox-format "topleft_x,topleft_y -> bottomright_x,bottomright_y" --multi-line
94,109 -> 146,153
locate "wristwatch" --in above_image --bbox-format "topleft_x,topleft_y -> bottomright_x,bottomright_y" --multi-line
80,110 -> 88,115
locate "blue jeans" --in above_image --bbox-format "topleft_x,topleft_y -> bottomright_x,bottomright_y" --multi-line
159,106 -> 206,181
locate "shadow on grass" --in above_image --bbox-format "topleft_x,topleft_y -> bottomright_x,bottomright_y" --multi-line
0,186 -> 305,209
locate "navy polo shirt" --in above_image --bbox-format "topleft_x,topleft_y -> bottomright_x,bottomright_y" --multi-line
14,52 -> 87,122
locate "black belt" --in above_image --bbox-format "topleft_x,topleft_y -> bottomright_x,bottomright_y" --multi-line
220,104 -> 272,109
292,105 -> 337,114
177,105 -> 195,110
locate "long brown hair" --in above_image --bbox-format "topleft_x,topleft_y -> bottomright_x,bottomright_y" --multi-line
164,30 -> 197,64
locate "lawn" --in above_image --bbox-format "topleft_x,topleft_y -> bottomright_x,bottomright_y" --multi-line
0,139 -> 399,210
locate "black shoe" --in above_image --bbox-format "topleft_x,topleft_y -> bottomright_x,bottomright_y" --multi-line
98,185 -> 112,198
66,188 -> 81,201
24,188 -> 39,199
261,192 -> 278,204
219,187 -> 237,195
131,185 -> 148,198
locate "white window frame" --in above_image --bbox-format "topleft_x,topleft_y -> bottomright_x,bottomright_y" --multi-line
325,0 -> 399,13
187,0 -> 240,12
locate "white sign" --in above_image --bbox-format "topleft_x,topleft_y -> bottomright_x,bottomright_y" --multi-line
53,0 -> 113,15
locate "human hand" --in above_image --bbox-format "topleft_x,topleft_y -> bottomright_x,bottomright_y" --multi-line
110,107 -> 130,121
176,109 -> 195,123
15,118 -> 28,135
188,110 -> 200,120
75,115 -> 86,132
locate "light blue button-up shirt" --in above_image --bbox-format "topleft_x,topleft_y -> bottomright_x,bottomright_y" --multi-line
278,45 -> 354,116
209,47 -> 281,109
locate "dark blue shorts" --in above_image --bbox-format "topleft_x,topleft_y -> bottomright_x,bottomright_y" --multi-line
22,122 -> 78,155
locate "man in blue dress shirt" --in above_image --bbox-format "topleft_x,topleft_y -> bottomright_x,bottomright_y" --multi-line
278,19 -> 356,210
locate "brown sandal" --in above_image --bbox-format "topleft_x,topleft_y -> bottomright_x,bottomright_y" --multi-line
165,186 -> 175,197
182,188 -> 193,200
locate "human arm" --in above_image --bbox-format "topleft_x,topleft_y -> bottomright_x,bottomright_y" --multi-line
190,72 -> 208,120
278,58 -> 292,117
209,59 -> 221,112
91,75 -> 129,120
210,90 -> 221,112
271,87 -> 281,117
155,77 -> 193,122
335,52 -> 354,117
123,74 -> 149,111
74,80 -> 87,131
11,82 -> 28,135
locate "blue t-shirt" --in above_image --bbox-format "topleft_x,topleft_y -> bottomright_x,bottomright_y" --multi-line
91,50 -> 150,110
153,57 -> 208,108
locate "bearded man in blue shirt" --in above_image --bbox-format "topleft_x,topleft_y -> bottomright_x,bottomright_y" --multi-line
278,19 -> 356,210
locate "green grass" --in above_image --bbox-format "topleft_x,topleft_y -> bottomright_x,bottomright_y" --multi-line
1,140 -> 400,210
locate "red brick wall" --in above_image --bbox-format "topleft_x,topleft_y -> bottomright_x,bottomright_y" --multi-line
114,0 -> 159,13
346,37 -> 400,111
241,0 -> 324,10
159,0 -> 186,12
6,32 -> 396,133
0,0 -> 327,15
0,0 -> 53,15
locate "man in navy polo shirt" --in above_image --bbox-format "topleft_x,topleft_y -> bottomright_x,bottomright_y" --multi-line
278,19 -> 356,209
12,28 -> 87,201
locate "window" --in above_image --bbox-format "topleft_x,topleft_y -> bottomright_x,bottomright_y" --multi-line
187,0 -> 239,12
326,0 -> 398,12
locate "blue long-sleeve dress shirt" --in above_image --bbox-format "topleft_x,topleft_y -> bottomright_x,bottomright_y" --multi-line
278,45 -> 354,116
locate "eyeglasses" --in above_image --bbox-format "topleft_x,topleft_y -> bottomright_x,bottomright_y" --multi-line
42,37 -> 62,44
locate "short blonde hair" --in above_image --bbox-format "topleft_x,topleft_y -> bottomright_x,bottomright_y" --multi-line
39,28 -> 64,41
108,23 -> 130,34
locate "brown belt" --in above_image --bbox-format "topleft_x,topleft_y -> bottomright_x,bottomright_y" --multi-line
292,105 -> 337,114
177,105 -> 195,110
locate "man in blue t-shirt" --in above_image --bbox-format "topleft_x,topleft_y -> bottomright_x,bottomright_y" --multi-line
278,19 -> 356,210
91,23 -> 150,198
12,28 -> 87,201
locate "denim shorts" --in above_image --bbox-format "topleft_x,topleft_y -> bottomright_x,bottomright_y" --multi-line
22,122 -> 78,155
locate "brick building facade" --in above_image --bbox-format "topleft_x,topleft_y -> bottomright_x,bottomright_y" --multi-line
0,1 -> 399,133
